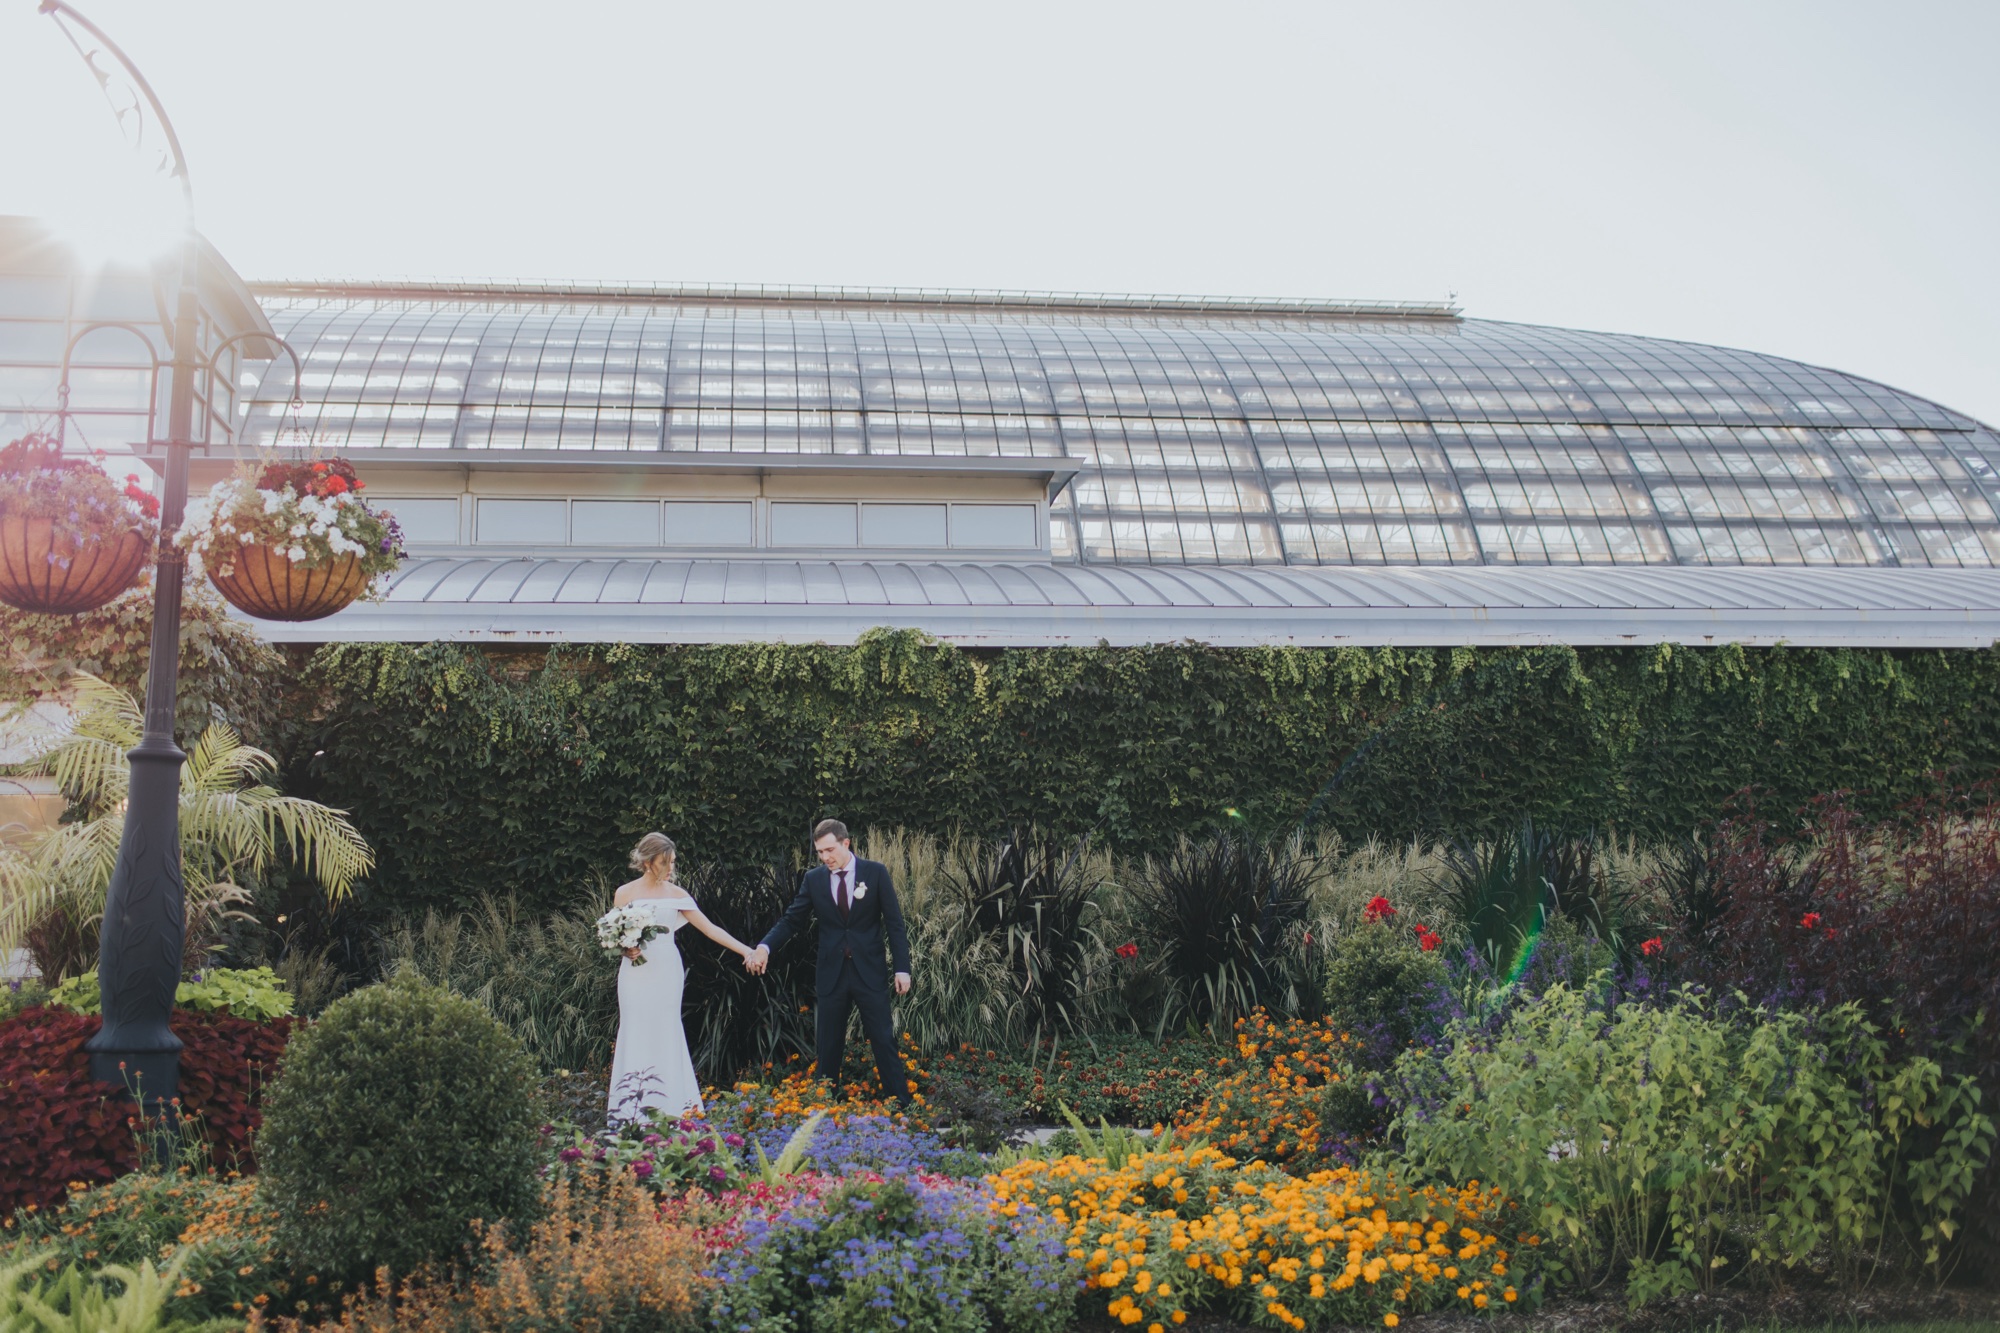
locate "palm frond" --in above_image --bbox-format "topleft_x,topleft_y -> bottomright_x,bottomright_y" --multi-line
182,723 -> 276,793
0,841 -> 60,960
255,795 -> 373,900
30,817 -> 122,905
28,674 -> 141,816
3,673 -> 376,962
177,789 -> 278,878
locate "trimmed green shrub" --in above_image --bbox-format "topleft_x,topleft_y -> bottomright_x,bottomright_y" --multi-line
257,973 -> 541,1283
1323,916 -> 1446,1055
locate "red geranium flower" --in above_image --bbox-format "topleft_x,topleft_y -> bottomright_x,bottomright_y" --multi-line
1800,912 -> 1821,929
120,475 -> 161,519
1413,924 -> 1440,952
1362,895 -> 1396,923
1114,942 -> 1138,960
1640,936 -> 1663,957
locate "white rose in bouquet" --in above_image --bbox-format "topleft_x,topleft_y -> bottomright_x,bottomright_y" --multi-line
596,903 -> 662,967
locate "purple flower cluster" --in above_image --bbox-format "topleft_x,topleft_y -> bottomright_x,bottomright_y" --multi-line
708,1174 -> 1078,1333
745,1113 -> 966,1178
539,1110 -> 749,1197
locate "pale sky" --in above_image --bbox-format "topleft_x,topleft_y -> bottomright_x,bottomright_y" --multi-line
2,1 -> 1994,425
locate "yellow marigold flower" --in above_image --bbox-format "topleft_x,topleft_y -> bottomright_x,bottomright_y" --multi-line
1383,1315 -> 1399,1328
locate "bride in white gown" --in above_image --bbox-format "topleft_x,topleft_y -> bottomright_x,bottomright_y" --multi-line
608,832 -> 754,1123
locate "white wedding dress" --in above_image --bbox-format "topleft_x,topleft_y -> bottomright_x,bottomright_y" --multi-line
607,892 -> 704,1124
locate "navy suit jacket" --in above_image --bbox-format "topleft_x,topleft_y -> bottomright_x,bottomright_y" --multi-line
760,856 -> 912,997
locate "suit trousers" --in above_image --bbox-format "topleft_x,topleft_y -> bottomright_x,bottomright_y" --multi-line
815,958 -> 909,1103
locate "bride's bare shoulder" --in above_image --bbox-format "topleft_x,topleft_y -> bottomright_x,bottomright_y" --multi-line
611,877 -> 648,904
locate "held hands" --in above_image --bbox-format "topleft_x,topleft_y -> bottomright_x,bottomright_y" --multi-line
744,944 -> 769,975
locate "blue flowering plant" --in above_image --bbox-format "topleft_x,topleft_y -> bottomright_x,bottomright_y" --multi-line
709,1174 -> 1079,1333
540,1108 -> 751,1198
738,1113 -> 981,1182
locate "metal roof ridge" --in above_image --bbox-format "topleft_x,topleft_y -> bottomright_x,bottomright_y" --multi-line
243,277 -> 1462,322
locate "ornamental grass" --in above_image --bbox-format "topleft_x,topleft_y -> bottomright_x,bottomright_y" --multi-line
277,1173 -> 708,1333
988,1144 -> 1542,1332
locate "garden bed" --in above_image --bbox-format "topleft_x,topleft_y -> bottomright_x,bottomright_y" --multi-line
6,780 -> 2000,1329
1077,1290 -> 2000,1333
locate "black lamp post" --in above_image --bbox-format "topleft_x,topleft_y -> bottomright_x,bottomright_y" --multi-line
38,0 -> 211,1111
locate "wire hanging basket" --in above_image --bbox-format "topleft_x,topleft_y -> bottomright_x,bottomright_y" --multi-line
0,434 -> 155,615
0,512 -> 151,615
206,540 -> 369,621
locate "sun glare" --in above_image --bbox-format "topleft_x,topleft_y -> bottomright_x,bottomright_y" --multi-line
47,174 -> 188,273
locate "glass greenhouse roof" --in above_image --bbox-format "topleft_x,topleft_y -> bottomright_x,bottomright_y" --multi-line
240,285 -> 2000,570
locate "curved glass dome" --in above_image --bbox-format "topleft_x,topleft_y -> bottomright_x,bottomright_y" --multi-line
242,286 -> 2000,569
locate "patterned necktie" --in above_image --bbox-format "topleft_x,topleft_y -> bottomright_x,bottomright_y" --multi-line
836,869 -> 850,916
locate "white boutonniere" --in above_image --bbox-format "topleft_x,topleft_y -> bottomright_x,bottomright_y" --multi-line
851,879 -> 869,901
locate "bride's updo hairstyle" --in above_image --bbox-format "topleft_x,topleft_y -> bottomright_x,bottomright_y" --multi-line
629,832 -> 676,873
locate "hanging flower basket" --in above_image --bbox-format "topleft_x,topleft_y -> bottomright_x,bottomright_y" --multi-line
207,543 -> 371,621
0,434 -> 157,615
177,458 -> 404,622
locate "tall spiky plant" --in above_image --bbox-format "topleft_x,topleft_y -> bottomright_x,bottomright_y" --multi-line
1132,832 -> 1319,1036
942,829 -> 1106,1047
0,673 -> 373,974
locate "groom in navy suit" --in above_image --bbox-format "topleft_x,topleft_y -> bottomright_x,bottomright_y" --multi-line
746,819 -> 912,1104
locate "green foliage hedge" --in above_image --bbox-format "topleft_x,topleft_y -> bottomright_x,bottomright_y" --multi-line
304,633 -> 2000,915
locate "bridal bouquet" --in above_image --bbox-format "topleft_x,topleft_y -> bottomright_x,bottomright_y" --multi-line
596,904 -> 662,967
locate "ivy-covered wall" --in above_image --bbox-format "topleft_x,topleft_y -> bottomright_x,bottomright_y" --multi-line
302,633 -> 2000,916
1,584 -> 288,743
